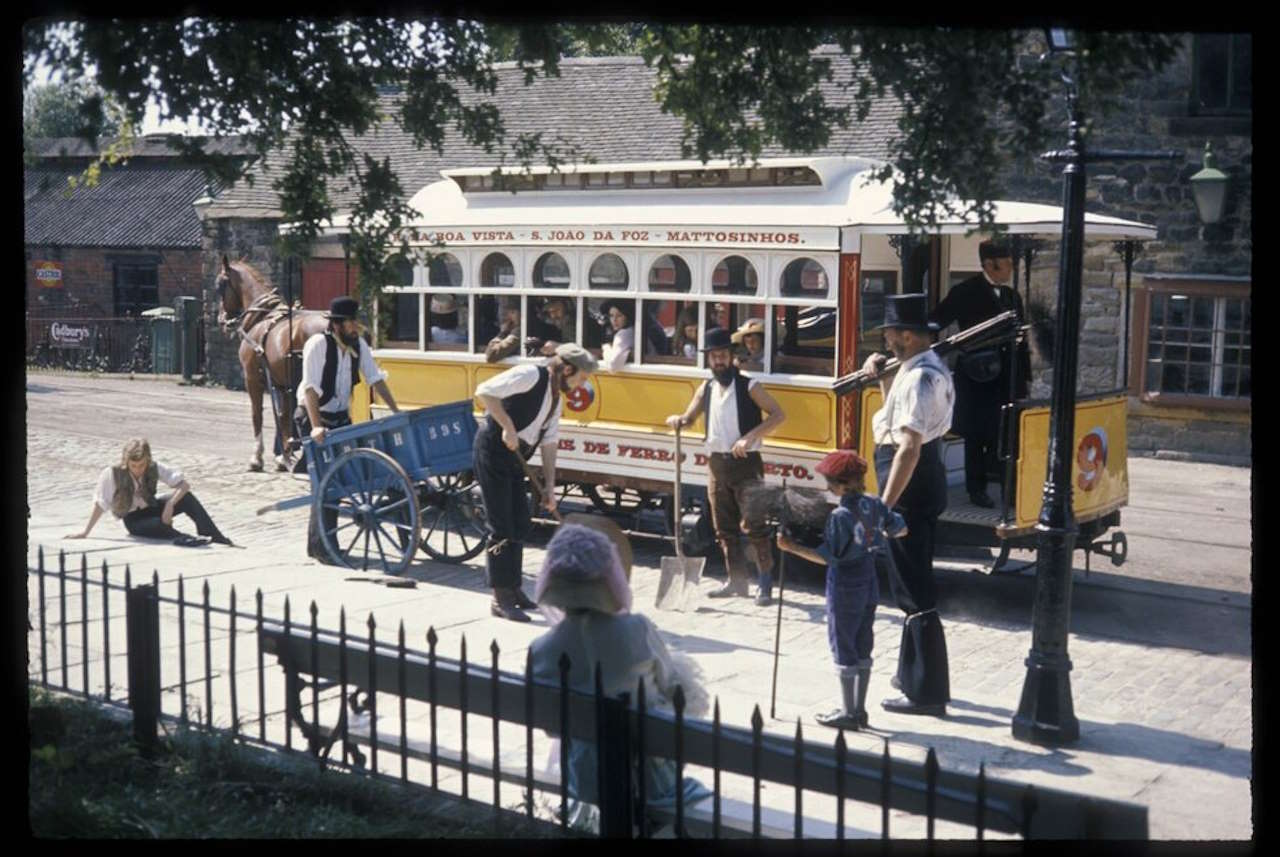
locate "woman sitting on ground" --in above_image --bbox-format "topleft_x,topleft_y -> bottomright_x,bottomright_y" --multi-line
67,437 -> 233,547
529,522 -> 711,834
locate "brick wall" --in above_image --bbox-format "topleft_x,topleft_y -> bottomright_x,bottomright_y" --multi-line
25,244 -> 204,319
1002,35 -> 1251,462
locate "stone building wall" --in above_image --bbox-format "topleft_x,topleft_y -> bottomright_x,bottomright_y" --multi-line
1002,34 -> 1251,463
25,245 -> 204,319
199,216 -> 286,390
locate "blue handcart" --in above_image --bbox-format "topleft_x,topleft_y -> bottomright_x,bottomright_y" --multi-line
302,400 -> 489,574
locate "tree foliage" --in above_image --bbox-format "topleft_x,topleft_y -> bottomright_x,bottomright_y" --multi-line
23,20 -> 1180,300
23,78 -> 125,140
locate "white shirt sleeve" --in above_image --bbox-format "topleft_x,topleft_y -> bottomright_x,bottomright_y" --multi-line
475,363 -> 540,400
94,466 -> 115,514
357,339 -> 388,386
154,461 -> 185,488
297,334 -> 327,401
601,327 -> 634,372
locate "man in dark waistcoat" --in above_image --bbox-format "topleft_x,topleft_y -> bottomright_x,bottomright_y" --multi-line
930,240 -> 1031,507
296,295 -> 400,561
864,294 -> 956,716
665,327 -> 787,606
474,342 -> 598,622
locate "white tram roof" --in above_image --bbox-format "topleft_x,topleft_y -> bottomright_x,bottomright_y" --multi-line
320,156 -> 1158,241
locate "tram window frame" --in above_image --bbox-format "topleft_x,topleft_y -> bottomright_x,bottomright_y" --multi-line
479,250 -> 519,289
532,251 -> 573,289
426,252 -> 465,289
379,255 -> 421,349
646,253 -> 693,294
770,303 -> 835,377
588,252 -> 632,291
473,293 -> 523,358
858,269 -> 898,366
641,298 -> 699,366
710,254 -> 761,297
777,256 -> 832,300
585,295 -> 637,367
425,291 -> 469,352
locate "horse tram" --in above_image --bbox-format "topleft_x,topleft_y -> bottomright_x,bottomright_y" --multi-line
310,155 -> 1154,573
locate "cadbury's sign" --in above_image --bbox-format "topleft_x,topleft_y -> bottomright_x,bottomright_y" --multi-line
50,322 -> 92,347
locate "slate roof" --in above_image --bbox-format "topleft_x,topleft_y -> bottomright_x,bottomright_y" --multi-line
205,51 -> 902,219
24,163 -> 215,248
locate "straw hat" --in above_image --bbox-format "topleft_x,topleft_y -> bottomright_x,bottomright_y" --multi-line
730,317 -> 765,344
430,294 -> 458,315
534,523 -> 632,615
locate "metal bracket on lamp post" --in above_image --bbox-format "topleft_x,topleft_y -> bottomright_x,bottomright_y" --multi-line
1011,64 -> 1179,747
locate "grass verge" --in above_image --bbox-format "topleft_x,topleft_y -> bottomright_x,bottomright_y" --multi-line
28,688 -> 567,838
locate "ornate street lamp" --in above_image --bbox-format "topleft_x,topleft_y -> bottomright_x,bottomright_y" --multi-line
1190,142 -> 1230,225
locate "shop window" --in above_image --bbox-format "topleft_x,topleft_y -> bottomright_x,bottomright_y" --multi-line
428,252 -> 464,288
586,296 -> 636,365
1193,34 -> 1251,116
647,254 -> 691,293
426,292 -> 468,351
858,270 -> 897,365
480,252 -> 516,288
588,253 -> 630,290
779,257 -> 829,299
474,294 -> 521,356
1139,287 -> 1250,401
533,252 -> 571,289
642,299 -> 698,365
772,304 -> 835,376
711,255 -> 758,295
112,257 -> 159,317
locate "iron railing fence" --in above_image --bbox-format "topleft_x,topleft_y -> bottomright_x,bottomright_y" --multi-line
25,316 -> 206,375
27,548 -> 1149,840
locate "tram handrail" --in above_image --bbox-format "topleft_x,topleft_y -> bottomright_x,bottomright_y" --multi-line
833,310 -> 1021,396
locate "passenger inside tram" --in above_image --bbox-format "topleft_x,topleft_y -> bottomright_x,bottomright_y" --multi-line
428,294 -> 467,348
732,317 -> 766,371
597,298 -> 636,371
673,306 -> 699,359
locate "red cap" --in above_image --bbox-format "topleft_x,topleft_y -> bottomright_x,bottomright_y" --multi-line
816,449 -> 868,481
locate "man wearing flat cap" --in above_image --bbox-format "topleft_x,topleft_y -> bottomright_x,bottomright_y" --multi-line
930,239 -> 1031,508
863,293 -> 955,716
474,342 -> 598,621
297,295 -> 400,560
665,327 -> 786,606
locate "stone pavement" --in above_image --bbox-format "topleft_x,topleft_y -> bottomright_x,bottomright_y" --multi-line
24,374 -> 1253,839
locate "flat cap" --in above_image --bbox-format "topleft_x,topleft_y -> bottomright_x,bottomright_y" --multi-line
555,342 -> 598,374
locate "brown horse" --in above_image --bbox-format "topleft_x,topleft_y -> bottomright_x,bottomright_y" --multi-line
215,256 -> 329,471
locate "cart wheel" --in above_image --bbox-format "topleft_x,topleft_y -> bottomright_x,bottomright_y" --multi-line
585,484 -> 657,514
418,471 -> 489,563
315,448 -> 421,575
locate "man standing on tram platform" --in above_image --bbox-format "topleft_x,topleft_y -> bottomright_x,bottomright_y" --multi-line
930,239 -> 1030,508
863,294 -> 955,716
474,343 -> 598,622
665,327 -> 787,606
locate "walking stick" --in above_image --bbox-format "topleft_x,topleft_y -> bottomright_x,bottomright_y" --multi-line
770,480 -> 788,720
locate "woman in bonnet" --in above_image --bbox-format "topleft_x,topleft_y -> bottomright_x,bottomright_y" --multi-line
529,521 -> 711,833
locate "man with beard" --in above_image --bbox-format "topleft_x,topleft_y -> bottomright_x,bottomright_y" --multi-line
474,342 -> 598,622
296,295 -> 401,561
665,327 -> 786,606
862,294 -> 955,717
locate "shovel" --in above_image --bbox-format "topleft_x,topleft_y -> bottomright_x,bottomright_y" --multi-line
655,422 -> 706,611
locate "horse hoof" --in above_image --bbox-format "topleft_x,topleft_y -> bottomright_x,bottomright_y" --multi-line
248,461 -> 264,472
274,457 -> 290,472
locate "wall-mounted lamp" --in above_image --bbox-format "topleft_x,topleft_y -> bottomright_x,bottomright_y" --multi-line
1190,142 -> 1229,225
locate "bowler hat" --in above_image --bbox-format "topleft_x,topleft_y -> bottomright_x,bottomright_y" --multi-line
877,294 -> 938,333
701,327 -> 734,352
327,296 -> 360,320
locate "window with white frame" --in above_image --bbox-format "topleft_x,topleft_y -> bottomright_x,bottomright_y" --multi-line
1143,288 -> 1250,400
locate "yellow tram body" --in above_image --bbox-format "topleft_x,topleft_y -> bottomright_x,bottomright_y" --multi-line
337,156 -> 1154,548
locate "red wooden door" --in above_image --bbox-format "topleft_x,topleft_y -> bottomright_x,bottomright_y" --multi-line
301,259 -> 353,310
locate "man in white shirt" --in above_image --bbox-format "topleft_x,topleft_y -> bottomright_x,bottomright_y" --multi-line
665,327 -> 786,606
296,295 -> 400,561
474,342 -> 598,622
67,437 -> 232,546
863,293 -> 955,717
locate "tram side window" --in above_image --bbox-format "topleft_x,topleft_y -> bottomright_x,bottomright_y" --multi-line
474,294 -> 521,356
643,299 -> 697,365
711,255 -> 759,295
426,293 -> 468,351
586,296 -> 636,368
648,254 -> 692,293
533,252 -> 572,289
589,253 -> 630,290
529,295 -> 575,351
858,271 -> 897,366
380,256 -> 418,348
428,252 -> 465,288
772,304 -> 835,376
707,302 -> 766,370
480,252 -> 517,288
780,257 -> 830,299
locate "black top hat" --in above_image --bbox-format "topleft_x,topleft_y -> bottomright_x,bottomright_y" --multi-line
701,327 -> 734,352
979,239 -> 1013,261
327,296 -> 360,320
877,294 -> 939,332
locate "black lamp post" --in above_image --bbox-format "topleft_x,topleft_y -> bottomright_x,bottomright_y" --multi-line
1011,32 -> 1179,745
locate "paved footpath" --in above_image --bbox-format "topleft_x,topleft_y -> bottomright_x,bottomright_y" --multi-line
24,373 -> 1253,839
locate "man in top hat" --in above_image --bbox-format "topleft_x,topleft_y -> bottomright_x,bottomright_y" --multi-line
862,293 -> 955,716
474,341 -> 598,622
732,317 -> 766,370
297,295 -> 401,560
930,239 -> 1031,508
665,327 -> 787,606
429,293 -> 467,344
